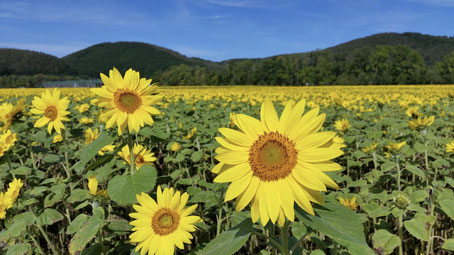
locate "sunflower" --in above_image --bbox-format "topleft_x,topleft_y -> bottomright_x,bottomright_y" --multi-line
91,68 -> 162,134
84,128 -> 115,155
1,129 -> 17,150
30,89 -> 70,134
0,101 -> 24,131
408,116 -> 435,130
129,187 -> 202,255
212,99 -> 344,226
0,192 -> 12,219
338,196 -> 358,211
88,176 -> 98,195
334,118 -> 350,132
4,178 -> 23,202
118,144 -> 156,169
446,141 -> 454,153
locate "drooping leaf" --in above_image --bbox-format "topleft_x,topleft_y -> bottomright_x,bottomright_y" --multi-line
296,199 -> 374,255
69,207 -> 105,255
372,229 -> 401,254
196,219 -> 252,255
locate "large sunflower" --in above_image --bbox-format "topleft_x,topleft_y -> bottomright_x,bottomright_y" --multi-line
212,99 -> 344,226
129,187 -> 202,255
30,89 -> 70,134
91,68 -> 162,134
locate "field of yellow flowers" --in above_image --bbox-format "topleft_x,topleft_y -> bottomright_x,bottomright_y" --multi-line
0,69 -> 454,255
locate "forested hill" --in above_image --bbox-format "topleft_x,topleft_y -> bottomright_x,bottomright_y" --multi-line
1,32 -> 454,87
325,32 -> 454,65
0,49 -> 74,75
61,42 -> 214,78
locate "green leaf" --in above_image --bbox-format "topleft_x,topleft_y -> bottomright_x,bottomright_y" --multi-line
196,219 -> 252,255
372,229 -> 401,254
0,221 -> 26,242
410,190 -> 427,203
309,250 -> 326,255
107,217 -> 133,233
405,165 -> 425,178
362,202 -> 390,218
403,213 -> 432,242
67,189 -> 90,204
380,161 -> 395,172
439,199 -> 454,220
13,211 -> 36,226
442,239 -> 454,251
107,165 -> 157,205
191,151 -> 203,162
10,166 -> 32,176
37,208 -> 64,226
6,243 -> 31,255
67,214 -> 89,235
79,132 -> 116,166
69,207 -> 105,255
295,199 -> 374,255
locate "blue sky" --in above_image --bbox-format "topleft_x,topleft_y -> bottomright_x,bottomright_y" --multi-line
0,0 -> 453,61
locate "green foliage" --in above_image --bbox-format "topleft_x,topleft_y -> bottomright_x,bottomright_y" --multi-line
196,219 -> 252,255
107,165 -> 157,205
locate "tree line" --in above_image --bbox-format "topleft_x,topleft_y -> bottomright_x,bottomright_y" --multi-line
157,45 -> 454,85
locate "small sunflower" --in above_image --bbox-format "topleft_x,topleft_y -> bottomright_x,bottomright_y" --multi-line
91,68 -> 162,134
212,99 -> 343,226
118,144 -> 156,169
88,176 -> 98,195
408,116 -> 435,130
334,118 -> 350,132
129,187 -> 202,255
0,101 -> 24,131
338,196 -> 358,211
4,178 -> 23,202
84,128 -> 115,155
0,192 -> 12,219
446,141 -> 454,153
30,89 -> 70,134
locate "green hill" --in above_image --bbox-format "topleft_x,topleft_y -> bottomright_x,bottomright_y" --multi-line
0,49 -> 74,75
324,32 -> 454,65
61,42 -> 214,77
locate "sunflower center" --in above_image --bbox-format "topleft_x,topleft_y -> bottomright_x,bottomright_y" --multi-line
136,154 -> 145,164
151,208 -> 180,236
114,90 -> 142,113
44,106 -> 58,121
249,132 -> 298,181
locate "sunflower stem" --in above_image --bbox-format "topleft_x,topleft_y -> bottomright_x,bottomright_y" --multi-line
36,222 -> 59,255
279,221 -> 290,255
128,132 -> 136,175
252,230 -> 282,251
26,128 -> 37,171
62,130 -> 71,179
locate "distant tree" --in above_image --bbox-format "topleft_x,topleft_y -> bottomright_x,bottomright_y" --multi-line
435,50 -> 454,83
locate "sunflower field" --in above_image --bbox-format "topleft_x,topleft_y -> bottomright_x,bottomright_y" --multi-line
0,68 -> 454,255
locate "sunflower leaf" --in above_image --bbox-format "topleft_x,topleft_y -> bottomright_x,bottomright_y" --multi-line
107,165 -> 157,205
69,207 -> 105,255
196,219 -> 252,255
78,132 -> 117,167
295,199 -> 374,255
